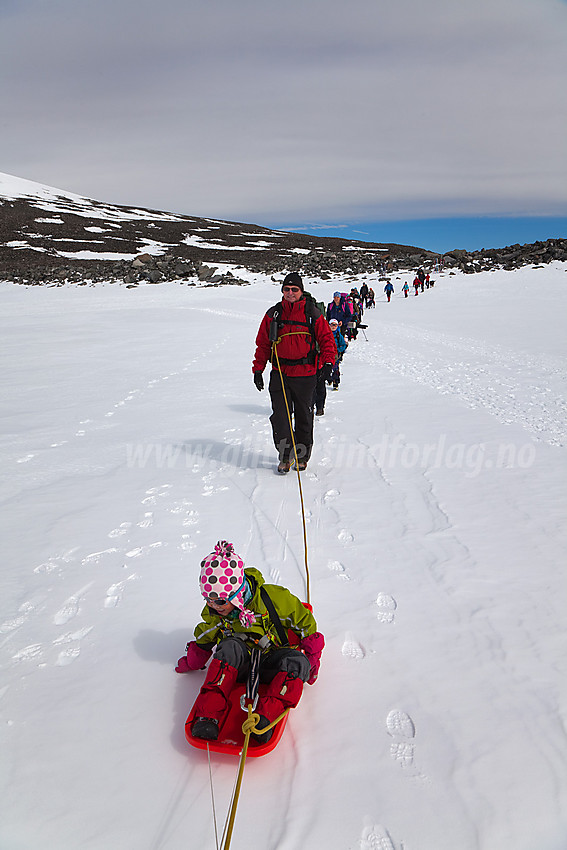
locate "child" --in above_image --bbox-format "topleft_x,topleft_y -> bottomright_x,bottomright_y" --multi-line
176,541 -> 324,744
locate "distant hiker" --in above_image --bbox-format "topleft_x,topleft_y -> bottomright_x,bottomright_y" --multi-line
252,273 -> 336,474
384,282 -> 394,302
326,291 -> 349,336
366,287 -> 375,308
425,273 -> 430,289
413,277 -> 420,296
359,282 -> 369,306
402,282 -> 410,298
328,319 -> 348,390
177,540 -> 324,744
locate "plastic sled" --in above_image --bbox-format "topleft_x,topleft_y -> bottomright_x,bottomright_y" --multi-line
185,681 -> 292,758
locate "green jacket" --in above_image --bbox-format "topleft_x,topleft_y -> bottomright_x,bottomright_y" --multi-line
194,567 -> 317,650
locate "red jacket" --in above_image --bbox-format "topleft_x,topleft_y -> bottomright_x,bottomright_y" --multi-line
253,297 -> 337,378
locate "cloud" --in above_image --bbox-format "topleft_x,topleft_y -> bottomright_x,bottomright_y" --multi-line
1,0 -> 566,223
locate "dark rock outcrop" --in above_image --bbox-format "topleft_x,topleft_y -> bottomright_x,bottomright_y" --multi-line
1,177 -> 564,286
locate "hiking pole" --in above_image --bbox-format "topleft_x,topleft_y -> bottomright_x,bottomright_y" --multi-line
358,323 -> 368,341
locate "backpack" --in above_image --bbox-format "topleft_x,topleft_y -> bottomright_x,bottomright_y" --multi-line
340,293 -> 354,317
267,291 -> 322,366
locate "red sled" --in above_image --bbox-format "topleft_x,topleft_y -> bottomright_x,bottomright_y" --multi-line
185,681 -> 293,757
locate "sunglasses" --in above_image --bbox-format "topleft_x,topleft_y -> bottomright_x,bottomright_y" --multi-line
205,584 -> 243,607
283,286 -> 301,292
206,597 -> 230,606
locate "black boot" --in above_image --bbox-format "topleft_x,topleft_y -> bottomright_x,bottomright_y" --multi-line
251,714 -> 274,745
191,717 -> 220,740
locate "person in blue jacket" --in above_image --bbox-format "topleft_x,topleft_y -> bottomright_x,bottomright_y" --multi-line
326,291 -> 349,337
384,282 -> 394,302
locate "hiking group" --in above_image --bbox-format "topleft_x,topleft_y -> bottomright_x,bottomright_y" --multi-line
411,268 -> 435,295
383,268 -> 437,300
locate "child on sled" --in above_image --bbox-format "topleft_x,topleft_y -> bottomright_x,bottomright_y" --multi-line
176,541 -> 324,744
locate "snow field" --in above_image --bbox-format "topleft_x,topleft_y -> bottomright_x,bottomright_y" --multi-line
0,264 -> 566,850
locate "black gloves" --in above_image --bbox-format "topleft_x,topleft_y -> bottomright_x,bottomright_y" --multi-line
320,363 -> 333,382
253,371 -> 264,391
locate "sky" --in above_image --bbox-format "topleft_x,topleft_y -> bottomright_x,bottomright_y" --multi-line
1,0 -> 566,252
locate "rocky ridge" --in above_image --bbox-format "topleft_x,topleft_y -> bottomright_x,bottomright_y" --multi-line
0,172 -> 565,286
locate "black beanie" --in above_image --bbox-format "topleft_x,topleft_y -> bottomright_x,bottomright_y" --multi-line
282,272 -> 304,292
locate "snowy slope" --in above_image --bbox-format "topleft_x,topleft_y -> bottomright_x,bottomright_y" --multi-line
1,265 -> 566,850
0,171 -> 185,222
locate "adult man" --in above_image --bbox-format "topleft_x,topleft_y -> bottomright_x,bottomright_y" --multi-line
252,272 -> 336,474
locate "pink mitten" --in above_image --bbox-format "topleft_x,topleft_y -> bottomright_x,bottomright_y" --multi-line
299,631 -> 325,684
175,641 -> 212,673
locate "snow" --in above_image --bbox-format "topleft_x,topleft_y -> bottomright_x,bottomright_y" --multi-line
1,264 -> 566,850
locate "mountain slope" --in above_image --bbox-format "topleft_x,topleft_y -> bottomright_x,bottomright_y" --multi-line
0,172 -> 434,284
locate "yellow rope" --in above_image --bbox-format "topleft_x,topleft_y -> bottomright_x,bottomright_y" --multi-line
219,705 -> 288,850
271,340 -> 311,605
217,327 -> 313,848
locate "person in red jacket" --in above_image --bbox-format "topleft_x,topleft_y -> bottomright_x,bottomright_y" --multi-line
253,273 -> 337,474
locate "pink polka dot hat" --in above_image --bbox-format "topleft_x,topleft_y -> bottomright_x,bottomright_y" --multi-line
199,540 -> 256,627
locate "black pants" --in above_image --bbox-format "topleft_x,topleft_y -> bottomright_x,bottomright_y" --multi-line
215,636 -> 310,683
269,370 -> 316,463
313,368 -> 327,412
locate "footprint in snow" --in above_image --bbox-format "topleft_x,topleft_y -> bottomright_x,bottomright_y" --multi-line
104,575 -> 139,608
389,740 -> 416,770
342,633 -> 365,660
137,512 -> 153,528
338,529 -> 354,545
108,522 -> 132,538
125,542 -> 164,558
33,548 -> 80,574
81,548 -> 118,565
53,583 -> 93,624
142,484 -> 172,504
386,709 -> 415,740
179,535 -> 197,551
16,453 -> 35,463
182,509 -> 199,526
375,593 -> 397,623
359,821 -> 396,850
54,626 -> 93,666
386,710 -> 428,781
53,597 -> 80,625
327,559 -> 351,581
323,488 -> 340,502
146,484 -> 172,495
12,644 -> 43,663
0,615 -> 28,634
169,499 -> 193,515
